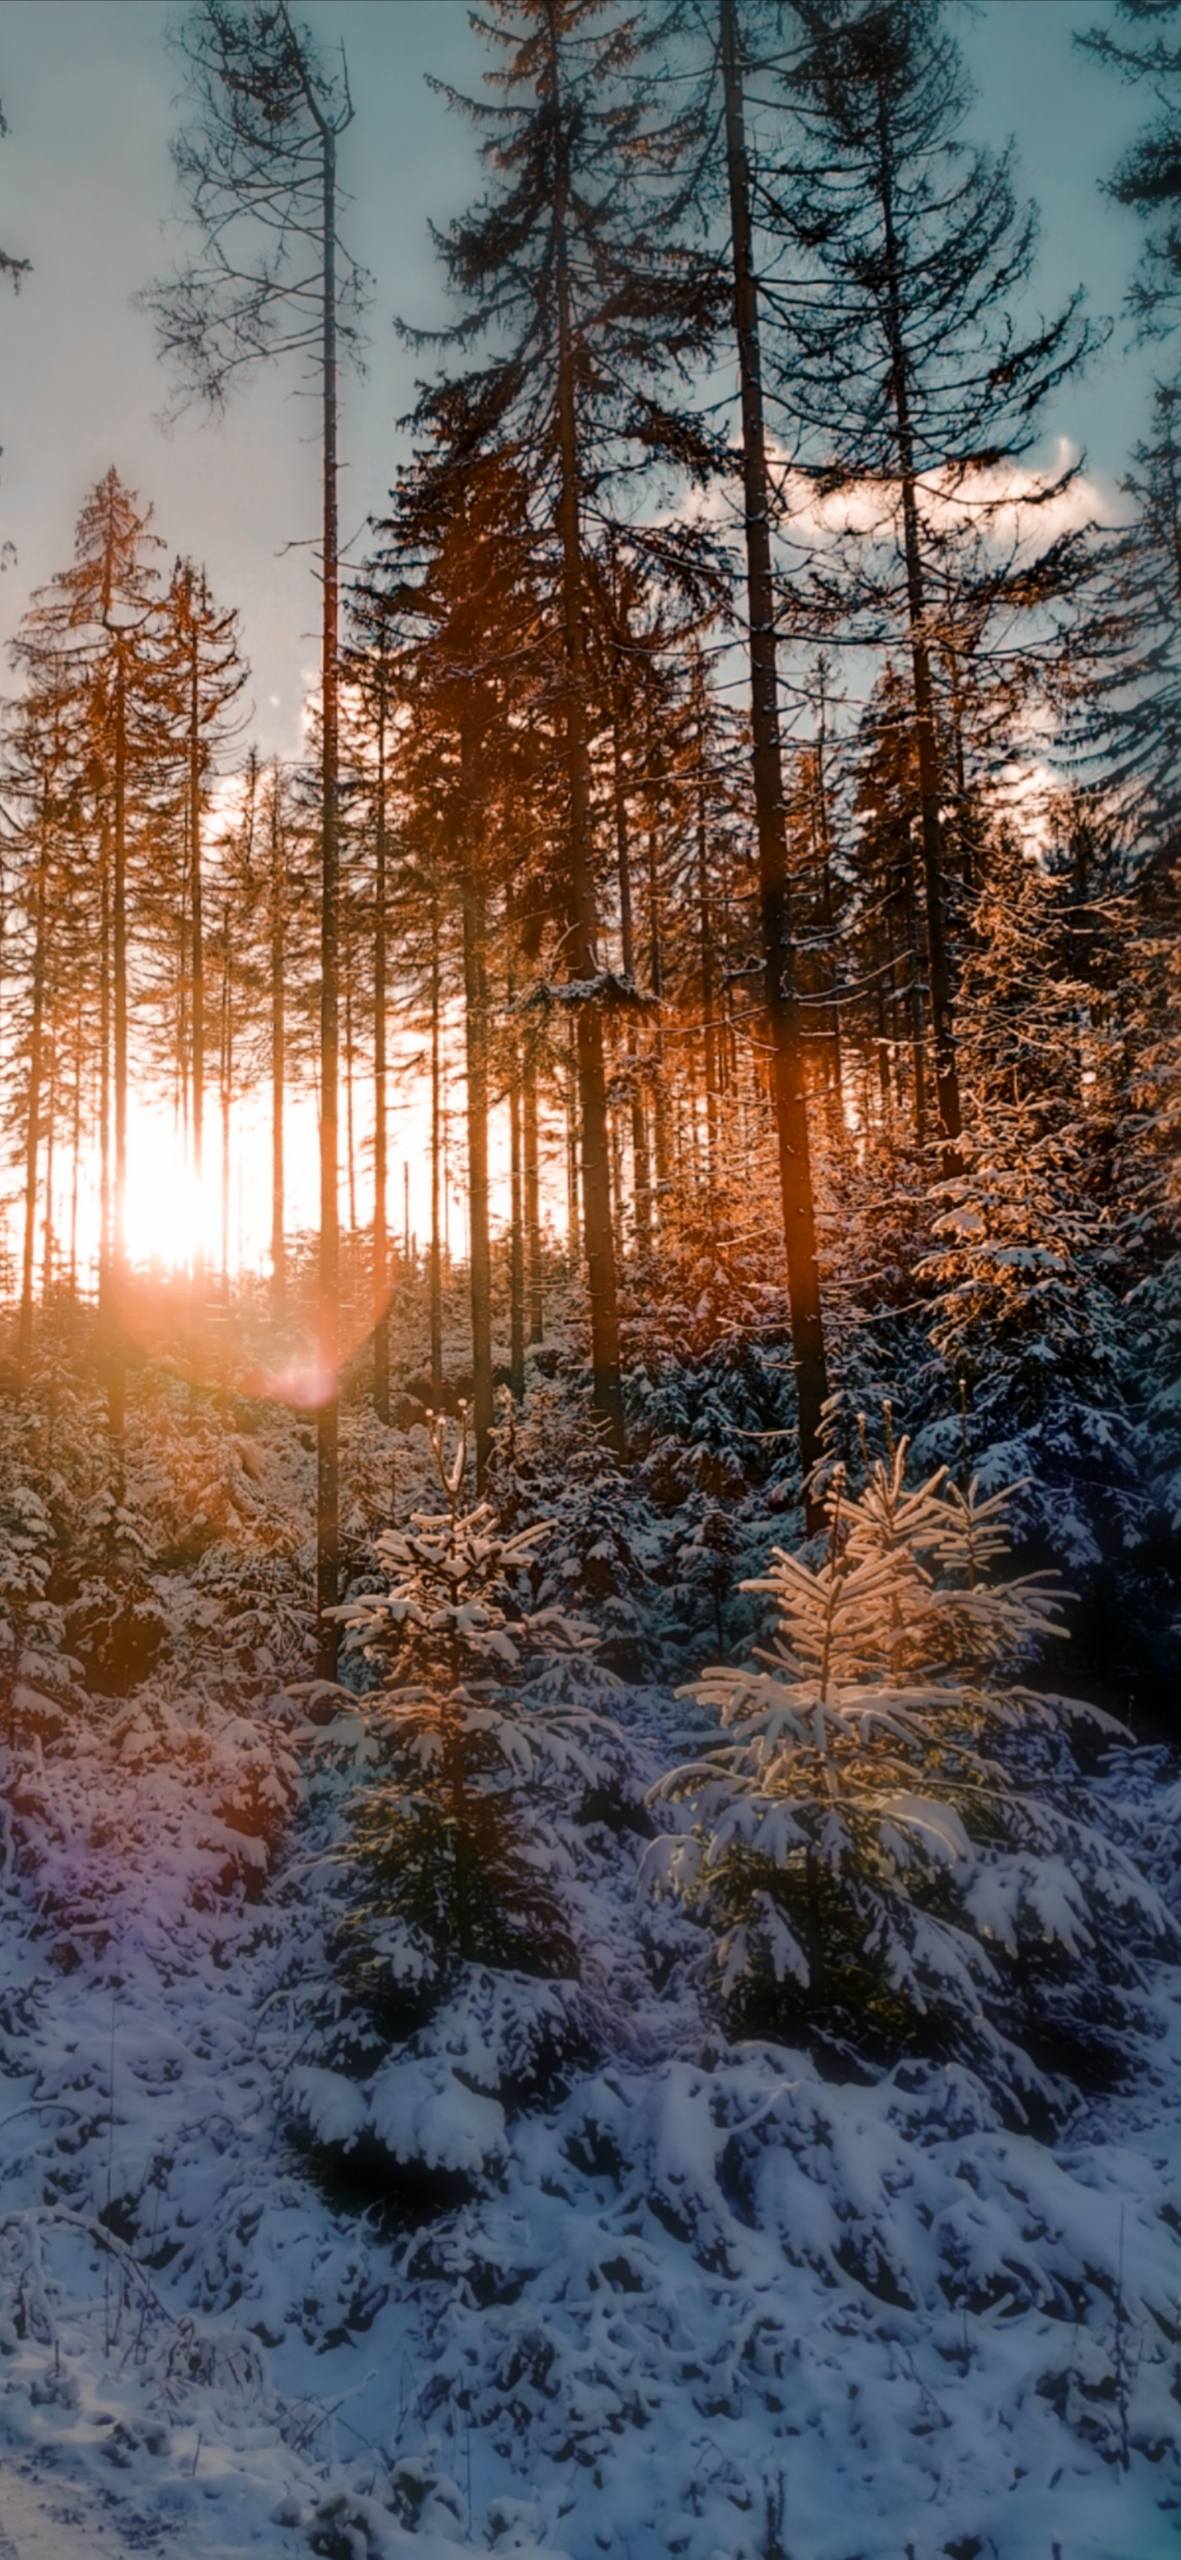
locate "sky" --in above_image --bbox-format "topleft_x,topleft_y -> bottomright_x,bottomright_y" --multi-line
0,0 -> 1157,770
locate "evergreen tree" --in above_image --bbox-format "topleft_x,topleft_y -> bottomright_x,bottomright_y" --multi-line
157,558 -> 248,1278
650,1431 -> 1169,2118
145,0 -> 368,1673
410,0 -> 723,1456
12,471 -> 165,1427
718,0 -> 830,1510
297,1409 -> 635,2177
919,832 -> 1130,1536
1080,0 -> 1181,334
766,0 -> 1096,1155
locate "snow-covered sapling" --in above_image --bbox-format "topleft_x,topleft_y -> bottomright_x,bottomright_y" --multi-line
647,1426 -> 1170,2119
318,1409 -> 631,2139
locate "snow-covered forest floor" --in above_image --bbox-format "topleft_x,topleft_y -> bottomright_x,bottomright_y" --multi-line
1,1314 -> 1179,2560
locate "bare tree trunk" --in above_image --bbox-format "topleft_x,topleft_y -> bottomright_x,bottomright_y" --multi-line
269,775 -> 286,1312
523,1044 -> 543,1345
461,833 -> 493,1487
509,1056 -> 525,1399
220,908 -> 232,1296
612,708 -> 651,1259
372,690 -> 389,1419
108,645 -> 129,1448
344,908 -> 358,1238
68,1018 -> 83,1301
17,809 -> 49,1372
874,66 -> 961,1159
429,887 -> 444,1402
188,608 -> 206,1284
896,846 -> 929,1148
644,758 -> 672,1228
565,1021 -> 581,1265
810,673 -> 845,1129
693,684 -> 721,1219
721,0 -> 828,1517
40,1054 -> 56,1306
99,833 -> 111,1303
316,117 -> 341,1676
547,0 -> 624,1450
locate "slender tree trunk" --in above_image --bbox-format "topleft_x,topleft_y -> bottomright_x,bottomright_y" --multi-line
113,646 -> 129,1277
509,1058 -> 525,1399
68,1019 -> 83,1302
99,834 -> 111,1305
220,912 -> 232,1295
645,756 -> 672,1225
429,890 -> 444,1402
269,777 -> 286,1312
461,833 -> 493,1486
547,0 -> 624,1450
344,910 -> 358,1237
721,0 -> 828,1515
896,847 -> 929,1148
565,1021 -> 581,1265
874,70 -> 960,1157
523,1043 -> 543,1344
316,118 -> 341,1676
372,690 -> 390,1419
17,813 -> 49,1372
108,647 -> 129,1447
612,708 -> 652,1259
694,704 -> 721,1214
810,680 -> 845,1125
189,611 -> 206,1282
40,1055 -> 56,1306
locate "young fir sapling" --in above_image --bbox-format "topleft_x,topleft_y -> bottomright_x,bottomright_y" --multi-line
297,1409 -> 639,2178
646,1416 -> 1170,2118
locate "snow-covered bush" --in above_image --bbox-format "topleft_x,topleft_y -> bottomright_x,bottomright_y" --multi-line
292,1411 -> 638,2189
647,1431 -> 1171,2120
917,838 -> 1138,1558
487,1384 -> 666,1674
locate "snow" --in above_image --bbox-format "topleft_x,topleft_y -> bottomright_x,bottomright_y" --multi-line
0,1391 -> 1179,2559
1,1692 -> 1179,2560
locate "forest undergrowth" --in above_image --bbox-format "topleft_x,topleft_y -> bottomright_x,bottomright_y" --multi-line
0,1267 -> 1179,2560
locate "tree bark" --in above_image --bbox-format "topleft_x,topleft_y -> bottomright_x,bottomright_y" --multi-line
17,803 -> 49,1372
316,117 -> 341,1676
269,773 -> 286,1311
429,887 -> 444,1402
461,831 -> 493,1486
188,590 -> 206,1283
372,681 -> 390,1420
612,708 -> 652,1259
720,0 -> 828,1515
523,1042 -> 543,1344
546,0 -> 624,1451
873,63 -> 961,1159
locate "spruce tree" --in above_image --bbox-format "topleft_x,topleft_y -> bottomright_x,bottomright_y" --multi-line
144,0 -> 368,1673
764,0 -> 1096,1156
650,1431 -> 1169,2117
409,0 -> 723,1455
158,558 -> 248,1283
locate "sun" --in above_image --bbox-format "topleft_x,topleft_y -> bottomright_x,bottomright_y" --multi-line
123,1103 -> 223,1276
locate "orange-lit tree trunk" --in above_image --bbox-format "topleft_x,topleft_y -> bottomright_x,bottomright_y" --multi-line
372,677 -> 390,1420
429,884 -> 444,1402
17,794 -> 50,1373
269,771 -> 286,1312
548,5 -> 624,1451
612,707 -> 652,1261
721,0 -> 827,1514
315,110 -> 342,1669
461,829 -> 493,1487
